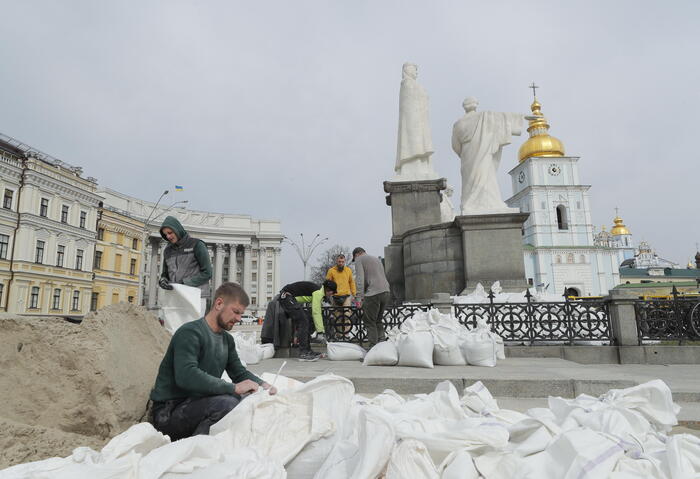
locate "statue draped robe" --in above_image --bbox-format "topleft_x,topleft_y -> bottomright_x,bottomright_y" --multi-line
394,77 -> 436,179
452,111 -> 523,214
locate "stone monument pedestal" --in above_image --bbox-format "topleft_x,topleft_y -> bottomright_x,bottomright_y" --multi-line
456,212 -> 530,293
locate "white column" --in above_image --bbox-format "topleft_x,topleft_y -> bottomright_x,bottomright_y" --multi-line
258,247 -> 267,309
227,244 -> 238,282
243,245 -> 252,294
214,243 -> 225,290
273,247 -> 282,294
147,237 -> 159,308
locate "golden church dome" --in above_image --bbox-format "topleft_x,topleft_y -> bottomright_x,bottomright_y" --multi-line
611,216 -> 631,236
518,99 -> 565,162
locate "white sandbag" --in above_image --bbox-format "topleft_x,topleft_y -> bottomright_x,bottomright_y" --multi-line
160,447 -> 286,479
473,451 -> 528,479
159,284 -> 204,334
286,435 -> 337,479
431,313 -> 468,366
461,330 -> 497,367
665,433 -> 700,478
438,449 -> 479,479
385,439 -> 439,479
397,331 -> 434,368
230,331 -> 263,365
461,381 -> 499,415
259,372 -> 304,392
495,336 -> 505,360
260,343 -> 275,360
600,379 -> 680,433
363,341 -> 399,366
327,342 -> 366,361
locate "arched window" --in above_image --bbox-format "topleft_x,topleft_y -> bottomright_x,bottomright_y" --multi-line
556,205 -> 568,230
567,253 -> 575,263
555,255 -> 562,264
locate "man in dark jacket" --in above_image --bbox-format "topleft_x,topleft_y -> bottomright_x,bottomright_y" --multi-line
279,280 -> 336,361
150,282 -> 277,441
159,216 -> 213,311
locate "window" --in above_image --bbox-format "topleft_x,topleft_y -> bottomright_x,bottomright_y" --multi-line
223,267 -> 229,278
3,189 -> 13,209
251,296 -> 257,305
97,228 -> 104,240
0,283 -> 3,304
61,205 -> 69,223
112,292 -> 119,304
0,234 -> 8,259
528,278 -> 534,286
52,288 -> 61,310
267,284 -> 273,293
71,291 -> 80,311
567,253 -> 575,264
252,260 -> 257,270
79,211 -> 87,228
555,255 -> 562,264
130,258 -> 136,275
40,198 -> 49,217
30,287 -> 40,309
94,250 -> 102,269
267,296 -> 272,302
556,205 -> 568,230
90,292 -> 99,312
56,245 -> 65,267
132,238 -> 138,250
266,250 -> 273,258
75,249 -> 83,270
115,253 -> 122,272
128,295 -> 134,303
35,240 -> 45,263
267,261 -> 272,270
252,272 -> 257,282
252,250 -> 258,258
580,255 -> 586,264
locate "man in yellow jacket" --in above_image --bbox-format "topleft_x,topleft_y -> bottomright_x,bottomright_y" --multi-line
325,254 -> 356,307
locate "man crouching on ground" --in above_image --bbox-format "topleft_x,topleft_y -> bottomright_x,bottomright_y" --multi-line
150,282 -> 277,441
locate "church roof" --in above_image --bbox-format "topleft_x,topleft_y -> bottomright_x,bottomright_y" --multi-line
518,96 -> 565,163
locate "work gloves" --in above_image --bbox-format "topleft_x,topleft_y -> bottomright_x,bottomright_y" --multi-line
158,277 -> 173,290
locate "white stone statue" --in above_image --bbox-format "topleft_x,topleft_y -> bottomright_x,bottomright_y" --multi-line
440,185 -> 457,222
452,97 -> 523,215
393,63 -> 438,181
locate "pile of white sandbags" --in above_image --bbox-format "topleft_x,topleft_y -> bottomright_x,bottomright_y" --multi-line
229,331 -> 275,365
361,308 -> 504,368
5,376 -> 697,478
453,281 -> 563,304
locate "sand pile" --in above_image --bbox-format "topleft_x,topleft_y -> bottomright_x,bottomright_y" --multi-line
0,303 -> 171,468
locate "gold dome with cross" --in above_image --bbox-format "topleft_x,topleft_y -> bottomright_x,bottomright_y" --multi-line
518,82 -> 566,162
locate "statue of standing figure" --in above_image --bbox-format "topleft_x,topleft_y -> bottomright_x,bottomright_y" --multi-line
452,97 -> 523,214
393,63 -> 438,181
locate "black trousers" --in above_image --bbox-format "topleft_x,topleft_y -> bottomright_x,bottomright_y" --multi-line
279,292 -> 311,353
151,394 -> 240,441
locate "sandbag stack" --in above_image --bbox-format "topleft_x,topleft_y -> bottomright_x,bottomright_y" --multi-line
362,308 -> 504,368
6,377 -> 696,478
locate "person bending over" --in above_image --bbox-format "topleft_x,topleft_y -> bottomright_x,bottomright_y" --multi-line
279,280 -> 337,361
150,282 -> 277,441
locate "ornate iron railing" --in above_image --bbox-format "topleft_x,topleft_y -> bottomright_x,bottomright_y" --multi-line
321,304 -> 432,343
453,290 -> 612,344
633,287 -> 700,344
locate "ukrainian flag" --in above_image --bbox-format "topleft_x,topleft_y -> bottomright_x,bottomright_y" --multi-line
174,185 -> 184,191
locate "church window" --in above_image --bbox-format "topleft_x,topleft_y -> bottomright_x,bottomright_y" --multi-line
567,253 -> 575,264
556,205 -> 568,230
555,255 -> 562,264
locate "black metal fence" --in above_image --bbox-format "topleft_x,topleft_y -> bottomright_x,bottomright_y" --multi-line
321,304 -> 432,343
633,288 -> 700,344
453,290 -> 612,344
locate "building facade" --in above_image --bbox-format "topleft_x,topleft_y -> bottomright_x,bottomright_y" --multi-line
98,188 -> 283,317
92,206 -> 145,310
0,135 -> 101,316
506,98 -> 634,296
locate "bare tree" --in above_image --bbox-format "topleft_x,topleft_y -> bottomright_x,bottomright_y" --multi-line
309,244 -> 350,284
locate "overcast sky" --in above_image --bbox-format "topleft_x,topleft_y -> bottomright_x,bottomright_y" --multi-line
1,1 -> 699,285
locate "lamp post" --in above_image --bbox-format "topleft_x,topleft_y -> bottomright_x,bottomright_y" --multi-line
139,190 -> 169,307
284,233 -> 328,280
150,200 -> 189,224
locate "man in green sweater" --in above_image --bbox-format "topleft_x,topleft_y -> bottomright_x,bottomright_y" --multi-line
158,216 -> 213,312
150,282 -> 277,441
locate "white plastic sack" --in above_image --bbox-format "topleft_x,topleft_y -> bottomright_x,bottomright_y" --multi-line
461,381 -> 499,415
260,343 -> 275,360
159,284 -> 203,334
230,332 -> 263,365
461,330 -> 497,367
327,342 -> 366,361
397,331 -> 434,368
430,310 -> 468,366
438,449 -> 479,479
385,439 -> 439,479
363,341 -> 399,366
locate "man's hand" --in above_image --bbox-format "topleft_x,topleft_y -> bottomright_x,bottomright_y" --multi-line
158,277 -> 173,290
261,382 -> 278,395
234,379 -> 260,396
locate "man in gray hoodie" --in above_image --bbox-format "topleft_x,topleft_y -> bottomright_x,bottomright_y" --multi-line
352,247 -> 391,348
159,216 -> 213,310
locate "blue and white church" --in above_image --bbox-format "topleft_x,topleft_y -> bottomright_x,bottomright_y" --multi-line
506,96 -> 634,296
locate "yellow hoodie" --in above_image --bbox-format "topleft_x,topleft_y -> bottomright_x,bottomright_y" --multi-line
326,266 -> 357,297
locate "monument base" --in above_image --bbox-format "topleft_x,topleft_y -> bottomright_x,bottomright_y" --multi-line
456,212 -> 530,294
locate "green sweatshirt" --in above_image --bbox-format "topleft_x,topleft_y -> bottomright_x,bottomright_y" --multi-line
295,287 -> 325,333
150,318 -> 262,402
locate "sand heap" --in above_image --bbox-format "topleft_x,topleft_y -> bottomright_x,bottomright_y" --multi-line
0,303 -> 171,469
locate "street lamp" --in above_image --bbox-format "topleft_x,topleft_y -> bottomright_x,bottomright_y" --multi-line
284,233 -> 328,280
150,200 -> 189,224
144,190 -> 169,227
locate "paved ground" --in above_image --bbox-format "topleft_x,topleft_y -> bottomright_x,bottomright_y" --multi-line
248,357 -> 700,426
